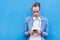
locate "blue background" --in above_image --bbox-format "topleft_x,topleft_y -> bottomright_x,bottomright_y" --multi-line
0,0 -> 60,40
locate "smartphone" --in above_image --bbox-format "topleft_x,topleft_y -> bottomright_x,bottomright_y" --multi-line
33,30 -> 37,32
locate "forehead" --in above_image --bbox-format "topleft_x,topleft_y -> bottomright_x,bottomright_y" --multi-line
32,6 -> 39,11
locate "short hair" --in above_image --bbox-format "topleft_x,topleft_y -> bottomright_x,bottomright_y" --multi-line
32,2 -> 40,10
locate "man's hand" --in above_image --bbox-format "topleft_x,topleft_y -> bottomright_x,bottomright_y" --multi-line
29,30 -> 34,35
36,30 -> 42,36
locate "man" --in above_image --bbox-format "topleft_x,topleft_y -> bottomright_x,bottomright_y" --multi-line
24,2 -> 48,40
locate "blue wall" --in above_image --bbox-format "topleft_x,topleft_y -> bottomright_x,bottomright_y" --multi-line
0,0 -> 60,40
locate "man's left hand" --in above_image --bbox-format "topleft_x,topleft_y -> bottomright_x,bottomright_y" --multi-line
36,30 -> 42,36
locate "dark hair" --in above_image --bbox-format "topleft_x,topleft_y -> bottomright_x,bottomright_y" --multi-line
32,2 -> 40,10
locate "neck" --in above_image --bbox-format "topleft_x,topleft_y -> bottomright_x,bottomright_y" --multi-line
34,15 -> 40,18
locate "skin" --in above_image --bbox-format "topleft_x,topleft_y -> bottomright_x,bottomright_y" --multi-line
32,6 -> 40,18
29,6 -> 42,36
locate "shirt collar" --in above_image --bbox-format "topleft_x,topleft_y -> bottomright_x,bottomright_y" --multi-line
33,17 -> 41,20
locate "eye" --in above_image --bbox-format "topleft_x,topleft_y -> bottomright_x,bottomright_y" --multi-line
33,11 -> 35,13
33,11 -> 39,13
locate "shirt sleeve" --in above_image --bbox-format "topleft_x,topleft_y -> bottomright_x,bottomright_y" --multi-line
41,18 -> 48,38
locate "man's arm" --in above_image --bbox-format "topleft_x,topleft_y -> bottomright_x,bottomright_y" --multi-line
24,17 -> 30,37
41,18 -> 48,38
24,17 -> 34,37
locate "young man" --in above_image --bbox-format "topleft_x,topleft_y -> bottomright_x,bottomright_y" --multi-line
24,2 -> 48,40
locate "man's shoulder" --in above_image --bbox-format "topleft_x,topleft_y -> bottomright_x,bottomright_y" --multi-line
25,16 -> 32,22
26,16 -> 32,20
41,16 -> 48,21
